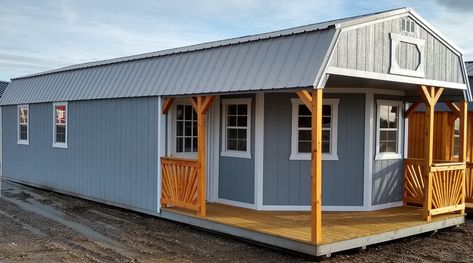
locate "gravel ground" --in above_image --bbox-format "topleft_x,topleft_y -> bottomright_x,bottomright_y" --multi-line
0,178 -> 472,263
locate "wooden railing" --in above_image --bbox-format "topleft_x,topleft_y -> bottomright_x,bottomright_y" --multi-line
404,158 -> 424,206
161,157 -> 201,212
466,162 -> 473,203
404,158 -> 465,216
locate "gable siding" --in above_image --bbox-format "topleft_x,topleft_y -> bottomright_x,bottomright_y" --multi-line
263,93 -> 365,206
329,16 -> 465,84
2,97 -> 160,213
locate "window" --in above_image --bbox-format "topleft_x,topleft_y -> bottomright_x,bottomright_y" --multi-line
17,105 -> 29,145
453,118 -> 460,158
376,100 -> 403,160
175,104 -> 197,154
401,18 -> 415,34
221,98 -> 251,159
53,102 -> 68,148
290,98 -> 339,160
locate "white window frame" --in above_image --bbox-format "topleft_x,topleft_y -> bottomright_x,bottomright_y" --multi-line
289,98 -> 339,161
221,98 -> 252,159
453,118 -> 460,159
17,104 -> 29,145
375,100 -> 403,160
169,99 -> 198,159
52,102 -> 68,149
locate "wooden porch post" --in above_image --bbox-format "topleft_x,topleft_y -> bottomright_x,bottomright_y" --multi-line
418,86 -> 443,221
192,96 -> 215,217
459,101 -> 467,215
296,89 -> 323,244
311,89 -> 323,244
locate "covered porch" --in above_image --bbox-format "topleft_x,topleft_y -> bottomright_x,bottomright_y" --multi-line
160,203 -> 463,256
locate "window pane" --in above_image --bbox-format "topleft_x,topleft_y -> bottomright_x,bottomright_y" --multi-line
379,142 -> 387,153
228,128 -> 237,139
228,105 -> 237,115
185,121 -> 192,136
387,131 -> 397,141
237,129 -> 247,140
184,138 -> 192,152
56,126 -> 66,143
322,105 -> 331,116
227,139 -> 237,151
228,115 -> 237,126
55,105 -> 66,125
298,116 -> 311,128
380,130 -> 387,141
19,107 -> 28,124
176,138 -> 183,152
388,106 -> 398,128
237,116 -> 247,127
386,142 -> 397,153
193,121 -> 197,136
322,130 -> 330,142
322,117 -> 331,128
20,125 -> 27,140
176,121 -> 183,136
237,139 -> 247,151
184,105 -> 192,120
299,105 -> 310,116
237,104 -> 247,115
176,105 -> 184,120
298,141 -> 311,153
322,142 -> 330,153
299,130 -> 311,141
192,138 -> 198,152
379,105 -> 389,128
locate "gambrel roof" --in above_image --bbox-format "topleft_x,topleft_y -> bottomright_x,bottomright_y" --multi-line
1,7 -> 470,105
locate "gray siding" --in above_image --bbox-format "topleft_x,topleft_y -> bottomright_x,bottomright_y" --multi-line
330,16 -> 465,84
372,159 -> 403,205
2,97 -> 159,213
371,94 -> 405,205
263,93 -> 365,206
218,95 -> 255,204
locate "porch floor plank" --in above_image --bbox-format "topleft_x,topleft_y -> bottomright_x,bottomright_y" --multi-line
162,203 -> 462,245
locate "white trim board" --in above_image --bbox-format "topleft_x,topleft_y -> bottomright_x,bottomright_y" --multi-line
326,66 -> 467,90
258,201 -> 403,212
363,90 -> 374,207
254,93 -> 264,209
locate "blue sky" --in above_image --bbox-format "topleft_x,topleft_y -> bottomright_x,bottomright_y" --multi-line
1,0 -> 472,81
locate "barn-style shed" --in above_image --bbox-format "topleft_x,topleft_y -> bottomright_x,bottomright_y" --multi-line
1,8 -> 471,256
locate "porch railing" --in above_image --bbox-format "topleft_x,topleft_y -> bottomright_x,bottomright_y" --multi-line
161,157 -> 201,212
404,158 -> 465,216
466,162 -> 473,203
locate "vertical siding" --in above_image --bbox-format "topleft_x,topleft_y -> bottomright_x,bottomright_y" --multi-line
2,97 -> 159,213
371,95 -> 405,205
218,94 -> 255,204
329,16 -> 465,84
263,93 -> 365,206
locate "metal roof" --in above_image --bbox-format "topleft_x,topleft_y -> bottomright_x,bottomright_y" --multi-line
2,7 -> 460,105
466,61 -> 473,77
0,81 -> 9,97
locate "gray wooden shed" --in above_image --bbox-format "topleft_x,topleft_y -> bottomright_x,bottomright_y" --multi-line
0,7 -> 470,256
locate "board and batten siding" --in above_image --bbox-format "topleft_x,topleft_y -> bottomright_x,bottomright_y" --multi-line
2,97 -> 160,213
372,95 -> 405,205
263,93 -> 365,206
329,16 -> 465,84
218,94 -> 255,204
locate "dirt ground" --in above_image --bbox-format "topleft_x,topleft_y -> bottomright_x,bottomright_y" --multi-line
0,179 -> 472,263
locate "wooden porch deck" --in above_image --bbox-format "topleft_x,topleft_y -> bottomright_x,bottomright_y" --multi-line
162,203 -> 462,246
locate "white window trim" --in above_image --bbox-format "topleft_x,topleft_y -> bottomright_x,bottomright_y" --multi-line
289,98 -> 339,161
17,104 -> 29,145
169,98 -> 198,159
52,102 -> 68,149
221,98 -> 252,159
375,100 -> 403,160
